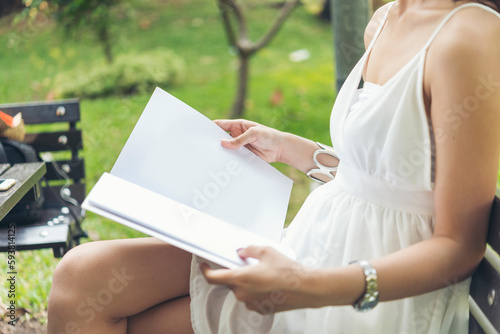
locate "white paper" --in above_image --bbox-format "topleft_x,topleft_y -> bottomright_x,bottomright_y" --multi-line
83,87 -> 295,267
85,173 -> 295,268
110,87 -> 293,241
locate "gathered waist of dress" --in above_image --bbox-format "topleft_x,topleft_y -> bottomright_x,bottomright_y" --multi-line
334,160 -> 435,216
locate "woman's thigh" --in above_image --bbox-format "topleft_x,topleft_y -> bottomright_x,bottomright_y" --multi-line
48,237 -> 192,329
128,296 -> 193,334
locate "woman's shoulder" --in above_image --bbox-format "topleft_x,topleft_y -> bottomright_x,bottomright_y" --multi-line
439,4 -> 500,47
425,4 -> 500,114
430,4 -> 500,67
364,3 -> 393,49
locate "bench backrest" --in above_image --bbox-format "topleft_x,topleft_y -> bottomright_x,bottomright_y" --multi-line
0,99 -> 85,205
469,188 -> 500,334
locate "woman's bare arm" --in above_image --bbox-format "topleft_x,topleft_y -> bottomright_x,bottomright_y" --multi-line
202,8 -> 500,313
214,119 -> 338,174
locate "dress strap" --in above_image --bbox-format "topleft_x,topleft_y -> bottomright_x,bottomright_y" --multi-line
422,3 -> 500,51
365,1 -> 397,53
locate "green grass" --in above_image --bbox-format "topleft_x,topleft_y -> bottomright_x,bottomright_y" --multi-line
0,0 -> 334,317
0,0 -> 499,321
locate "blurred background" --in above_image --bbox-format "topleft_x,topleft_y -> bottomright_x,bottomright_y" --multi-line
0,0 -> 497,332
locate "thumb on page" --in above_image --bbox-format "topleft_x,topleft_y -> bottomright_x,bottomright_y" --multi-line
237,246 -> 274,261
221,128 -> 257,149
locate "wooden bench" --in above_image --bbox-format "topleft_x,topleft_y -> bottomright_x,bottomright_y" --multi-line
0,99 -> 86,257
469,187 -> 500,334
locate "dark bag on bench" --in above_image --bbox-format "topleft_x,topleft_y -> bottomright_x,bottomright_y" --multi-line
0,138 -> 45,224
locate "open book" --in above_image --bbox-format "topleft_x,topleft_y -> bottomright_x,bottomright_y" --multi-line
82,88 -> 295,268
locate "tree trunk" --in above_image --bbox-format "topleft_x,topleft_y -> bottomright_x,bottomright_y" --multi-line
99,25 -> 114,64
218,0 -> 298,118
230,54 -> 250,119
372,0 -> 388,11
331,0 -> 371,91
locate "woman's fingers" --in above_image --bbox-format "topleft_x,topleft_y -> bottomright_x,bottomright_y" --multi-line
200,248 -> 301,314
213,119 -> 235,131
200,247 -> 269,286
200,263 -> 237,285
237,245 -> 274,261
214,119 -> 256,133
220,138 -> 242,149
213,119 -> 283,163
221,127 -> 259,149
214,119 -> 257,149
213,119 -> 243,131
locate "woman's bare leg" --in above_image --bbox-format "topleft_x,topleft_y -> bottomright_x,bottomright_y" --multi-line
47,237 -> 193,334
127,296 -> 192,334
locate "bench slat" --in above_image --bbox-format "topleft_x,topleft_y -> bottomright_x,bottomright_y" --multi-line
469,296 -> 499,334
0,163 -> 46,221
0,223 -> 70,252
42,183 -> 86,205
44,159 -> 85,181
0,99 -> 80,124
469,189 -> 500,333
485,246 -> 500,277
488,190 -> 500,253
470,258 -> 500,330
0,99 -> 86,258
25,130 -> 82,152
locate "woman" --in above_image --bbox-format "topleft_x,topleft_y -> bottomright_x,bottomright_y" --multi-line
48,0 -> 500,333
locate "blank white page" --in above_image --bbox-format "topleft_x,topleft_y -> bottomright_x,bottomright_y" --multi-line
84,173 -> 295,268
110,87 -> 293,241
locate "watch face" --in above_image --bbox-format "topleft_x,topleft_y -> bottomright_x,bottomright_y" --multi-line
353,261 -> 379,312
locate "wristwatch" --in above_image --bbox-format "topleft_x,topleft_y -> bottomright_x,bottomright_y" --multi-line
353,260 -> 379,312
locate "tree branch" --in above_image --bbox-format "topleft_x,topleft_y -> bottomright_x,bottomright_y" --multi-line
219,0 -> 253,55
252,0 -> 299,52
231,0 -> 249,41
218,0 -> 237,47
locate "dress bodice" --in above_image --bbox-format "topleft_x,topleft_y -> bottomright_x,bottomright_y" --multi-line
330,2 -> 500,215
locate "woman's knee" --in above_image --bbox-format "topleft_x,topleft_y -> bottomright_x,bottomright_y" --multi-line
48,242 -> 98,328
48,238 -> 192,320
50,242 -> 109,305
48,241 -> 133,332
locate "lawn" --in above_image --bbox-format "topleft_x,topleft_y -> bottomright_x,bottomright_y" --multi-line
0,0 -> 335,324
0,0 -> 499,329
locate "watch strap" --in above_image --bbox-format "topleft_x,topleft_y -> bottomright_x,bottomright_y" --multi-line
353,260 -> 379,312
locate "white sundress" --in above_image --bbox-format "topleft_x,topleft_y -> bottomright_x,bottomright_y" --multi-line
189,3 -> 500,333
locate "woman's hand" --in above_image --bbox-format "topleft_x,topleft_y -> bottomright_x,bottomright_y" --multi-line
200,246 -> 322,314
214,119 -> 323,173
214,119 -> 286,164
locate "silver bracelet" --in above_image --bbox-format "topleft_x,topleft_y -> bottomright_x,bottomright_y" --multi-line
352,260 -> 379,312
305,142 -> 339,184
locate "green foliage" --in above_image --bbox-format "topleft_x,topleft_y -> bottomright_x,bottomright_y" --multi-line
300,0 -> 326,14
20,0 -> 118,31
0,1 -> 336,315
54,49 -> 185,99
19,0 -> 123,62
0,0 -> 498,324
